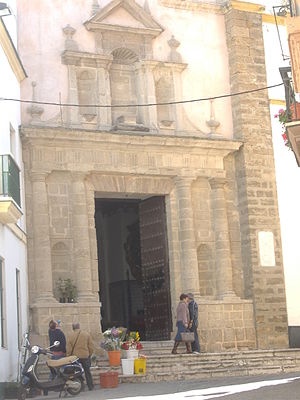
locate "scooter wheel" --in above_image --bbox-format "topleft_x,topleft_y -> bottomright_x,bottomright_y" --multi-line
18,384 -> 28,400
66,378 -> 84,396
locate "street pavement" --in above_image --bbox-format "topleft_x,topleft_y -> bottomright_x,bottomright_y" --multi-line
33,372 -> 300,400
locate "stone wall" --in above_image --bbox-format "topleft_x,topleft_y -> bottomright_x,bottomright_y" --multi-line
225,7 -> 289,348
199,299 -> 256,352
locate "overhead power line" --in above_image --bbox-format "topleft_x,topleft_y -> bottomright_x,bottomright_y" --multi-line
0,82 -> 284,109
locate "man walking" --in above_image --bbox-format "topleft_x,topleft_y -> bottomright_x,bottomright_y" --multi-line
66,322 -> 94,391
187,293 -> 200,353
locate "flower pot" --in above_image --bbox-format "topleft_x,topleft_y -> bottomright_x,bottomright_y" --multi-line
99,371 -> 118,388
121,358 -> 134,375
107,350 -> 121,367
125,349 -> 139,359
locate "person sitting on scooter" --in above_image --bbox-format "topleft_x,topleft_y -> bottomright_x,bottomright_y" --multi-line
48,320 -> 66,378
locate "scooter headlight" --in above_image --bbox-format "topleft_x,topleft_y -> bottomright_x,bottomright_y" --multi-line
31,345 -> 39,354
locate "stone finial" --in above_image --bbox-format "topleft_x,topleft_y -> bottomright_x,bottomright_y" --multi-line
26,81 -> 44,122
167,35 -> 182,63
144,0 -> 150,13
62,24 -> 78,51
206,99 -> 220,135
91,0 -> 100,15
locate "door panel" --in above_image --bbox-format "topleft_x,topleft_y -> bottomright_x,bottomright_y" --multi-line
139,196 -> 172,340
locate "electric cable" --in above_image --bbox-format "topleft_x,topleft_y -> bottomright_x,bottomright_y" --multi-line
0,82 -> 284,109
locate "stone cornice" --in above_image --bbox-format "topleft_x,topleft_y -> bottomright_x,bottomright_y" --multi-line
159,0 -> 224,14
61,50 -> 113,67
135,60 -> 188,72
85,22 -> 162,37
0,19 -> 26,82
160,0 -> 267,16
20,125 -> 242,155
228,0 -> 265,14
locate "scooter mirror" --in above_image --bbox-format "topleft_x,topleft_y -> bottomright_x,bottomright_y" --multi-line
54,341 -> 60,347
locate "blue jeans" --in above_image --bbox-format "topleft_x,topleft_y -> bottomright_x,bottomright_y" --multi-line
190,324 -> 200,352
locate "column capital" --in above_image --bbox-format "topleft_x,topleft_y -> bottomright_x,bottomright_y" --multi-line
174,176 -> 196,187
30,171 -> 50,182
71,171 -> 87,182
209,177 -> 228,190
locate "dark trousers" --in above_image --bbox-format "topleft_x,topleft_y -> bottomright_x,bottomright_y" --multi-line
79,358 -> 94,390
190,325 -> 200,353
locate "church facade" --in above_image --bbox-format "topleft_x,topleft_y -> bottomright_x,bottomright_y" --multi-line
19,0 -> 288,351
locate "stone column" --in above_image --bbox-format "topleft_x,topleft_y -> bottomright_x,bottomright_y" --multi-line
209,178 -> 235,299
174,177 -> 200,299
170,63 -> 187,131
71,173 -> 95,302
96,58 -> 112,130
31,172 -> 56,303
134,61 -> 158,129
66,65 -> 80,127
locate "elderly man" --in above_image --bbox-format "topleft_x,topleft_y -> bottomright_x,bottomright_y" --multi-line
66,322 -> 94,391
187,293 -> 200,354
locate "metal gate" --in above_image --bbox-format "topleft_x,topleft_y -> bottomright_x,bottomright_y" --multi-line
139,196 -> 172,340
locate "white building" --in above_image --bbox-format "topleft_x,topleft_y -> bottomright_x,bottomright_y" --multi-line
260,1 -> 300,336
0,0 -> 28,383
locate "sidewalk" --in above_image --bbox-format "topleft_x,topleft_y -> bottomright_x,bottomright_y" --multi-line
33,372 -> 300,400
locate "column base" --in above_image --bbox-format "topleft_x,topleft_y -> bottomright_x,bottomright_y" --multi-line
77,292 -> 98,302
218,291 -> 240,301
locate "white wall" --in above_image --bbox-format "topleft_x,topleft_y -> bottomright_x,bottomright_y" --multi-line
261,11 -> 300,326
0,0 -> 28,382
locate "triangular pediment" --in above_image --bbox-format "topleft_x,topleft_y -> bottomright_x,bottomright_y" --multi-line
85,0 -> 163,36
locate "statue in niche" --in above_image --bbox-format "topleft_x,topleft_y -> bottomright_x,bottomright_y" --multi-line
110,48 -> 149,132
77,70 -> 97,122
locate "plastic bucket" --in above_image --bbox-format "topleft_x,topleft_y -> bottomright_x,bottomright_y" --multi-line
134,358 -> 146,375
121,358 -> 134,375
126,349 -> 139,359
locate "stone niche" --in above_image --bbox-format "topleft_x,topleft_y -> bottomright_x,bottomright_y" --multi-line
61,0 -> 187,133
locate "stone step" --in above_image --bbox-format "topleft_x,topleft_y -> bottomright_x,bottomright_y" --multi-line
34,348 -> 300,384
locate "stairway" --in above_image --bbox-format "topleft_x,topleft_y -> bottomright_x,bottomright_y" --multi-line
35,347 -> 300,384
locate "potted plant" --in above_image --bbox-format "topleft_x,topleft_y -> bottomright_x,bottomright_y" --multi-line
121,331 -> 143,359
274,108 -> 292,148
100,327 -> 127,366
56,278 -> 77,303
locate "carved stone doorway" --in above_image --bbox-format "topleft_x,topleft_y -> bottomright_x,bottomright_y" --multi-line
95,196 -> 172,341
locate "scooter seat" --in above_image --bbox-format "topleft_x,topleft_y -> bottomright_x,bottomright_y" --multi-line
47,356 -> 78,367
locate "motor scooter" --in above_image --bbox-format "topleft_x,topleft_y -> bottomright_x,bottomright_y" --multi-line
18,339 -> 84,399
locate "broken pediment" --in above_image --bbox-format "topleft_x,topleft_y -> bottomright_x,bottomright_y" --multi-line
84,0 -> 163,37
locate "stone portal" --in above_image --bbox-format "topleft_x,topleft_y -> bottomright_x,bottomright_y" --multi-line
95,196 -> 172,341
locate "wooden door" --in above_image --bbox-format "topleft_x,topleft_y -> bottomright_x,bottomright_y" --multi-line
139,196 -> 172,340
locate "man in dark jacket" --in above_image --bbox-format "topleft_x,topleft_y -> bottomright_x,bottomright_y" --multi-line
187,293 -> 200,353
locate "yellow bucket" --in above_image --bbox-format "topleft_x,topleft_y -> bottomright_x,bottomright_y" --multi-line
134,358 -> 146,374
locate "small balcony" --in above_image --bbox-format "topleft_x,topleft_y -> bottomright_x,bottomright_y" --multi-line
280,67 -> 300,165
0,154 -> 22,224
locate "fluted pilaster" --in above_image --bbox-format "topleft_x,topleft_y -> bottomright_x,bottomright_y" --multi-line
71,173 -> 95,302
31,171 -> 56,303
175,177 -> 200,298
209,177 -> 236,299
